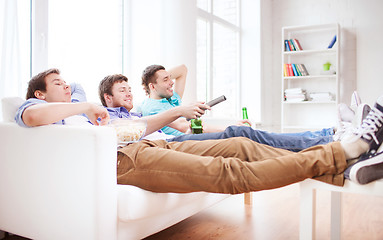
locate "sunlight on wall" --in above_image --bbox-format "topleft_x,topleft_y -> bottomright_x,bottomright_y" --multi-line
47,0 -> 123,103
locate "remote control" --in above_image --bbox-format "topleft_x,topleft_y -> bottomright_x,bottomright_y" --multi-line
206,95 -> 226,107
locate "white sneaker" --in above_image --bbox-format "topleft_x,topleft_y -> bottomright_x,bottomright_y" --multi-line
352,103 -> 371,128
333,121 -> 354,141
350,91 -> 362,112
352,96 -> 383,153
337,103 -> 355,123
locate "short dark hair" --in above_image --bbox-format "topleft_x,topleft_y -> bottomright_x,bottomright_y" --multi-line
141,64 -> 165,95
26,68 -> 60,99
99,74 -> 128,106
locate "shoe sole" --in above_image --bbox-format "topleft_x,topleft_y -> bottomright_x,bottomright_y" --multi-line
349,151 -> 383,184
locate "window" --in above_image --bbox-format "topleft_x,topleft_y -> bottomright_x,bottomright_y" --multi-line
0,0 -> 31,120
46,0 -> 123,103
197,0 -> 240,118
0,0 -> 124,108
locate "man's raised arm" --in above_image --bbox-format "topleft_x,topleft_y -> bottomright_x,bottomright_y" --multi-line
169,64 -> 187,99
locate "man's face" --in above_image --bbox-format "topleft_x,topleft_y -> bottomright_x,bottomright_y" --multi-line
108,81 -> 134,111
39,73 -> 71,102
151,69 -> 174,99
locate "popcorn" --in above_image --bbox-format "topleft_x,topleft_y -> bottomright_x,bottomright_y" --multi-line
115,125 -> 146,142
109,118 -> 147,143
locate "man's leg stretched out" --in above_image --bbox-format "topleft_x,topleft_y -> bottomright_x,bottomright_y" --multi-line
169,126 -> 334,152
117,138 -> 346,194
117,95 -> 383,194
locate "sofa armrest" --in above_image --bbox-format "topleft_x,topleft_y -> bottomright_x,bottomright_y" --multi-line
0,123 -> 118,240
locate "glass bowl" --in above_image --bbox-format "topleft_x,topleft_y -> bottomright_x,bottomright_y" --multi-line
109,118 -> 147,145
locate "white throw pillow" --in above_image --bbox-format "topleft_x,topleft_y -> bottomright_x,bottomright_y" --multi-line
2,97 -> 25,122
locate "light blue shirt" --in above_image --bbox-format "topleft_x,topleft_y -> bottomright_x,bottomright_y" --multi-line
139,92 -> 185,136
15,83 -> 88,127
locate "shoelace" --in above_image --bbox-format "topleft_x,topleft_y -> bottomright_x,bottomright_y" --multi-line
353,107 -> 383,144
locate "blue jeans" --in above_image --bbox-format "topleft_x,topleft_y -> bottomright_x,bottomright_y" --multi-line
168,125 -> 333,152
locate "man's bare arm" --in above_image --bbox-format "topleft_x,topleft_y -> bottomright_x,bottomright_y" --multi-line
142,102 -> 209,136
167,118 -> 192,133
169,64 -> 187,99
22,102 -> 110,127
165,117 -> 253,134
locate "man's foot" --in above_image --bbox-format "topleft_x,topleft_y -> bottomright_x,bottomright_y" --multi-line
340,96 -> 383,159
350,90 -> 362,112
344,151 -> 383,184
333,121 -> 353,141
338,103 -> 355,123
334,102 -> 361,141
354,96 -> 383,152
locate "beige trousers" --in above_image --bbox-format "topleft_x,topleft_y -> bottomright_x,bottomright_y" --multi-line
117,137 -> 347,194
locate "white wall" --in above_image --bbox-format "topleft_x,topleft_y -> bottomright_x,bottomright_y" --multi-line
241,0 -> 262,123
260,0 -> 383,128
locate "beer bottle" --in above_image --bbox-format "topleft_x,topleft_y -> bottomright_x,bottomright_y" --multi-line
242,107 -> 251,126
190,118 -> 203,134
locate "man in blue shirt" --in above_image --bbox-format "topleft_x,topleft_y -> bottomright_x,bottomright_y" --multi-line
139,64 -> 253,136
16,69 -> 109,127
139,64 -> 187,136
99,73 -> 335,151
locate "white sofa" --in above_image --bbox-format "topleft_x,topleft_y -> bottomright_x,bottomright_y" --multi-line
0,98 -> 230,240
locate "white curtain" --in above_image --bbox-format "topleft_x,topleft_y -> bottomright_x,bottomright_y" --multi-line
0,0 -> 30,121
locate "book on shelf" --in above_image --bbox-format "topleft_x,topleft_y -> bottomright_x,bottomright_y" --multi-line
283,64 -> 288,77
288,39 -> 296,51
299,64 -> 309,76
287,64 -> 294,76
294,64 -> 303,76
284,88 -> 307,102
284,38 -> 302,51
296,64 -> 309,76
284,40 -> 291,51
283,64 -> 309,77
328,35 -> 337,48
291,63 -> 299,77
293,39 -> 303,50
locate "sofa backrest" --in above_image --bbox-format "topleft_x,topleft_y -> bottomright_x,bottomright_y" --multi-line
1,97 -> 25,122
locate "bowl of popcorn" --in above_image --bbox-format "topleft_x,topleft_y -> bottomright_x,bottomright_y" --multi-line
109,118 -> 147,145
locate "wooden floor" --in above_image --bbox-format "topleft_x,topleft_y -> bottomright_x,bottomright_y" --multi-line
3,183 -> 383,240
144,183 -> 383,240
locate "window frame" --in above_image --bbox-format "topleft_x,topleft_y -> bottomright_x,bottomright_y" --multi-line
197,0 -> 242,118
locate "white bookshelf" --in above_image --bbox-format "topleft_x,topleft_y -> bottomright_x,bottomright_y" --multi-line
281,23 -> 340,132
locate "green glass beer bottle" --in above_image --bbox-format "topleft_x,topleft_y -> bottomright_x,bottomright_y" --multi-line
242,107 -> 251,126
190,118 -> 203,134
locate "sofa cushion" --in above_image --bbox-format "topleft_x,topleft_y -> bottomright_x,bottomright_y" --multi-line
117,185 -> 222,221
2,97 -> 25,122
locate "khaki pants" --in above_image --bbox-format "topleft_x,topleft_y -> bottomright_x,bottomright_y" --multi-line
117,137 -> 347,194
